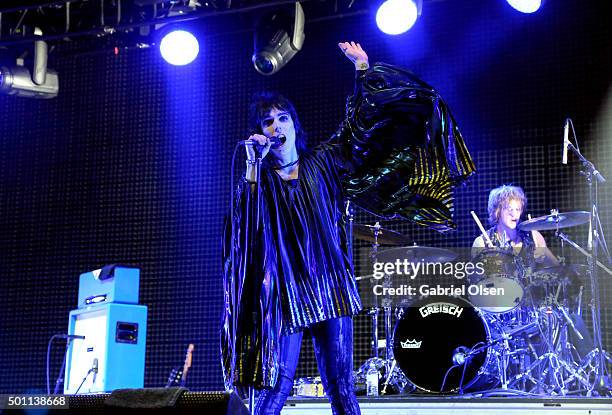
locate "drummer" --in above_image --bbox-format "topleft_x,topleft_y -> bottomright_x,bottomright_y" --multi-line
472,185 -> 559,267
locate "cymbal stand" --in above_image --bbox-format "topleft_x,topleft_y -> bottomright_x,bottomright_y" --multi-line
549,286 -> 591,393
357,223 -> 410,394
356,224 -> 385,386
371,222 -> 381,360
561,126 -> 610,394
507,308 -> 566,394
506,280 -> 581,394
377,224 -> 412,395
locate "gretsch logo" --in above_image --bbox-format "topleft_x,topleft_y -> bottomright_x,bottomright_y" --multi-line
419,302 -> 463,318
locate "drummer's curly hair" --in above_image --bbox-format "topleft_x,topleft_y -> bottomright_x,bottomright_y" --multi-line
248,91 -> 308,154
488,185 -> 527,226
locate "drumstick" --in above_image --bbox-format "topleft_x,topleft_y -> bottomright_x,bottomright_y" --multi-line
527,214 -> 537,246
470,210 -> 494,248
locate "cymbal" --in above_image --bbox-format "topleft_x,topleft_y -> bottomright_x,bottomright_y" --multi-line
518,211 -> 590,232
376,245 -> 458,263
353,224 -> 411,246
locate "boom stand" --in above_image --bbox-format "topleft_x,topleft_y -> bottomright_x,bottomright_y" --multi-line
564,135 -> 611,395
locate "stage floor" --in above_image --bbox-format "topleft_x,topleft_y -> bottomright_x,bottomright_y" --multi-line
282,396 -> 612,415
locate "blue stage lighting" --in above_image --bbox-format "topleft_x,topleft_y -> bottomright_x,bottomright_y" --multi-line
159,30 -> 199,66
506,0 -> 542,14
376,0 -> 419,35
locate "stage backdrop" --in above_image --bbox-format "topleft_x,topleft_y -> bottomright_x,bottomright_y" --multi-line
0,0 -> 610,392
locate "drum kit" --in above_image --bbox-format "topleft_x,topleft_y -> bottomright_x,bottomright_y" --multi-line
349,211 -> 612,397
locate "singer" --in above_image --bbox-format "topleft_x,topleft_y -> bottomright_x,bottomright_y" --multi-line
222,41 -> 476,415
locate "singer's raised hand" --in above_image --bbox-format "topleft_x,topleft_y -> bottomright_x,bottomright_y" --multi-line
245,133 -> 272,162
338,41 -> 369,70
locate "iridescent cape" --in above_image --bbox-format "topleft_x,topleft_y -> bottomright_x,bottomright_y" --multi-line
221,63 -> 476,390
340,63 -> 475,231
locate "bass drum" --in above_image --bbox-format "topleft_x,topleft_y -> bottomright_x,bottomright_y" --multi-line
393,296 -> 501,393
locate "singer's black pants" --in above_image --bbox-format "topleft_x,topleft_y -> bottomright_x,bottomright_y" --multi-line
255,316 -> 361,415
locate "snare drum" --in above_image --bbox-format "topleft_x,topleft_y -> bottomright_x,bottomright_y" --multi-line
393,296 -> 501,393
470,249 -> 525,313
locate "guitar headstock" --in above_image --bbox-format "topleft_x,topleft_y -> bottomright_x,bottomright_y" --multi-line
181,344 -> 194,385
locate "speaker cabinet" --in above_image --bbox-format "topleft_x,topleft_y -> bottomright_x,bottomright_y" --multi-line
64,303 -> 147,394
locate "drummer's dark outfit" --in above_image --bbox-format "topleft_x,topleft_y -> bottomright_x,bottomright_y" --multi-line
485,227 -> 538,270
221,64 -> 476,415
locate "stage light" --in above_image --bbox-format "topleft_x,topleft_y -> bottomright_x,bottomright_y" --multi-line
376,0 -> 421,35
0,65 -> 59,99
252,2 -> 305,75
159,30 -> 199,66
506,0 -> 543,14
0,32 -> 58,99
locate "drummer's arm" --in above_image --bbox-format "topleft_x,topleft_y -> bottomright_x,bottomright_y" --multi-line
533,230 -> 561,266
471,235 -> 485,258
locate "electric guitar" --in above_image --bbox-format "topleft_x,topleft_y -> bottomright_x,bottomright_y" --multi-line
165,343 -> 194,387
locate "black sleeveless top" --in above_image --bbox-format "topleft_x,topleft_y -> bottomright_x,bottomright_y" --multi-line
485,226 -> 537,271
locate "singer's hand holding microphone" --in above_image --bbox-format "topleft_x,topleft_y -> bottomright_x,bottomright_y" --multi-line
242,134 -> 286,161
240,134 -> 286,182
245,134 -> 273,161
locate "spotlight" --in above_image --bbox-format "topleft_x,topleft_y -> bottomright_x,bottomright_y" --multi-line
0,31 -> 58,99
159,30 -> 200,66
506,0 -> 543,14
252,2 -> 305,76
376,0 -> 421,35
0,65 -> 58,99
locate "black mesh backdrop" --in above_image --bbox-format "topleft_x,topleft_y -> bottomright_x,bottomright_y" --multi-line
0,0 -> 610,392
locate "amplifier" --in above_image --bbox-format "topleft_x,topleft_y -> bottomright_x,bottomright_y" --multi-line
64,303 -> 147,394
78,265 -> 140,308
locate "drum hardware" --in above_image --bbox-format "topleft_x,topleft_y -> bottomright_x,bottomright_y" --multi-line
503,320 -> 540,339
353,223 -> 412,246
506,300 -> 592,395
471,200 -> 606,395
469,249 -> 525,314
367,307 -> 380,358
355,222 -> 410,395
461,324 -> 541,392
375,245 -> 458,264
553,230 -> 611,395
555,232 -> 612,277
517,211 -> 590,232
534,264 -> 588,279
522,123 -> 611,394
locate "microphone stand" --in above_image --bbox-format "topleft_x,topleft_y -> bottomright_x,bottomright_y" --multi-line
565,133 -> 611,395
248,147 -> 263,415
52,339 -> 71,394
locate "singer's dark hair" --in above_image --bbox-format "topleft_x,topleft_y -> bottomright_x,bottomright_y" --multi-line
248,91 -> 308,154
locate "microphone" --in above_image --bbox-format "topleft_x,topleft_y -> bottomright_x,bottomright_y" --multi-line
239,134 -> 286,150
452,346 -> 470,366
58,334 -> 85,340
562,119 -> 570,165
91,358 -> 98,385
